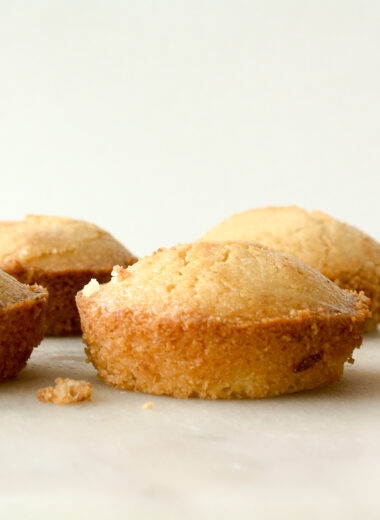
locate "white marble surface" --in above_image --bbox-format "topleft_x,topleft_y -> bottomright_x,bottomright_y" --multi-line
0,332 -> 379,519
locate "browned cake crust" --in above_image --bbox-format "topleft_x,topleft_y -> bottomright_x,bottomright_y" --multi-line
10,265 -> 136,335
77,242 -> 370,400
328,271 -> 379,331
0,284 -> 48,381
0,216 -> 136,335
78,300 -> 368,399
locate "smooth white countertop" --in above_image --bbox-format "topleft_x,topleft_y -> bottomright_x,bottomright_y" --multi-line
1,332 -> 379,519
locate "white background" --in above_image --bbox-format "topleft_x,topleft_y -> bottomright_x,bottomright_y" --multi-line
0,1 -> 379,257
0,2 -> 380,519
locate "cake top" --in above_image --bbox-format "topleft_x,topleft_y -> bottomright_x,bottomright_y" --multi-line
199,206 -> 380,280
0,215 -> 134,271
0,269 -> 44,308
80,241 -> 366,322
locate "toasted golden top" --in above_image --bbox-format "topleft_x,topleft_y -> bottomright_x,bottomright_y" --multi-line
0,215 -> 134,271
0,269 -> 43,307
80,242 -> 364,321
199,206 -> 380,282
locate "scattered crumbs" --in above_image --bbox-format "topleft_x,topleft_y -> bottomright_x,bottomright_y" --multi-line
37,377 -> 93,405
142,401 -> 154,410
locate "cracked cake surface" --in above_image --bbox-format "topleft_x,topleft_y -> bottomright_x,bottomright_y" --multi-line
200,207 -> 380,330
77,242 -> 369,400
0,215 -> 134,271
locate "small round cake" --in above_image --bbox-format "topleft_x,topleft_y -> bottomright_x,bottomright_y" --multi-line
77,242 -> 369,399
0,270 -> 48,380
0,215 -> 136,335
200,207 -> 380,330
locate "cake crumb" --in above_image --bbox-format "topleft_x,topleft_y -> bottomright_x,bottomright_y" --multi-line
142,401 -> 154,410
82,278 -> 100,297
37,377 -> 93,405
111,265 -> 127,283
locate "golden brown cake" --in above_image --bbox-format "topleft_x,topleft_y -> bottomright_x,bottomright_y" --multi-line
77,242 -> 369,400
200,207 -> 380,330
0,270 -> 48,381
0,215 -> 136,335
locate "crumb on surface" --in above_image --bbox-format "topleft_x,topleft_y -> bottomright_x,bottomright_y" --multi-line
142,401 -> 154,410
111,265 -> 126,283
37,377 -> 93,405
82,278 -> 100,297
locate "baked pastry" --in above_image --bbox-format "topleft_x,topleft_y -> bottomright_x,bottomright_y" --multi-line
0,270 -> 48,380
200,207 -> 380,330
76,242 -> 369,399
0,215 -> 136,335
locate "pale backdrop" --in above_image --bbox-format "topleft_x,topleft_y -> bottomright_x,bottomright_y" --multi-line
1,1 -> 379,258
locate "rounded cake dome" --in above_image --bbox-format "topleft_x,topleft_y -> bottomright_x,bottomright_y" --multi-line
200,206 -> 380,329
86,241 -> 361,321
77,242 -> 369,399
0,215 -> 136,335
0,215 -> 134,271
